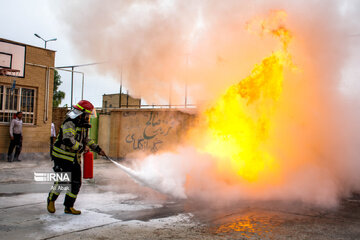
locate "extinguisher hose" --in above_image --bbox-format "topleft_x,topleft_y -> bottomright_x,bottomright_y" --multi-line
103,155 -> 151,188
102,155 -> 186,199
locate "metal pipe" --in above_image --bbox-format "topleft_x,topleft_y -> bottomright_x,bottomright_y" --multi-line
185,54 -> 189,108
119,66 -> 122,108
26,62 -> 85,109
26,63 -> 84,74
34,34 -> 57,49
81,73 -> 84,100
185,83 -> 188,108
56,62 -> 105,68
169,83 -> 172,109
57,64 -> 96,102
44,67 -> 50,122
126,90 -> 129,108
71,66 -> 74,108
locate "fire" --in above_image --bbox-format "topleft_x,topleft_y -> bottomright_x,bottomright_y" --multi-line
199,10 -> 294,184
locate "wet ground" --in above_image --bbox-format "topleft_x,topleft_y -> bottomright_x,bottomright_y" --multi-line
0,158 -> 360,239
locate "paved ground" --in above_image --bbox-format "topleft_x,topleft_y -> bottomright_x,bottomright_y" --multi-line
1,158 -> 360,239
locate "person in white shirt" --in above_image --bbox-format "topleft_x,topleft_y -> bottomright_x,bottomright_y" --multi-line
8,112 -> 23,162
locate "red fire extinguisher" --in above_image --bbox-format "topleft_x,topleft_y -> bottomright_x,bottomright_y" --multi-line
83,151 -> 94,179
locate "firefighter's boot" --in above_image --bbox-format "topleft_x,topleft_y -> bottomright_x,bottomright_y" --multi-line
47,198 -> 56,213
64,207 -> 81,215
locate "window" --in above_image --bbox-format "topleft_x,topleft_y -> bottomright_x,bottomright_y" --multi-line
0,85 -> 36,124
5,87 -> 18,111
20,88 -> 35,124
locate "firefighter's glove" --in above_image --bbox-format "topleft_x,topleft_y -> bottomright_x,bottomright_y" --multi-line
94,146 -> 105,156
78,144 -> 85,153
84,146 -> 90,153
99,150 -> 106,156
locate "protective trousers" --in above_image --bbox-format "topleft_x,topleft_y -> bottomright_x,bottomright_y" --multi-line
48,159 -> 82,207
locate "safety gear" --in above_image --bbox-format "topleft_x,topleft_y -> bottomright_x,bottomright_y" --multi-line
51,118 -> 101,164
48,112 -> 103,214
74,100 -> 96,118
63,163 -> 82,207
64,207 -> 81,215
79,114 -> 92,128
74,100 -> 94,113
47,199 -> 56,213
67,108 -> 83,119
48,160 -> 81,208
67,100 -> 96,120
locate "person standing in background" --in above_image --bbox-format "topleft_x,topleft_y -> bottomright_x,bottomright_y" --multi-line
50,122 -> 56,157
8,112 -> 23,162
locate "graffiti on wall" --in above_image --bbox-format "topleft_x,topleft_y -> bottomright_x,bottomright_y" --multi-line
125,111 -> 178,153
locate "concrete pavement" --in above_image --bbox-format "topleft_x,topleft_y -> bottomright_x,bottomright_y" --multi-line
1,158 -> 360,239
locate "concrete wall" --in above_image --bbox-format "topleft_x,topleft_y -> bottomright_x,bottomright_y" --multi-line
0,40 -> 55,160
98,114 -> 111,155
98,109 -> 195,159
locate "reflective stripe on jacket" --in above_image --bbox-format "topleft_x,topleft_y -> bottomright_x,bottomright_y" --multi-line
52,117 -> 100,163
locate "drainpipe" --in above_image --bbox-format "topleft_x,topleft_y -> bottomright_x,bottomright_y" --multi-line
44,67 -> 50,122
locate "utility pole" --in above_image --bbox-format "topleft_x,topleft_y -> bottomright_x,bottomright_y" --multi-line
169,83 -> 172,109
185,54 -> 189,108
71,66 -> 74,108
34,34 -> 57,49
119,66 -> 122,108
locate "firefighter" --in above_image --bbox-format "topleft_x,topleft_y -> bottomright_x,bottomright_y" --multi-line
47,100 -> 106,215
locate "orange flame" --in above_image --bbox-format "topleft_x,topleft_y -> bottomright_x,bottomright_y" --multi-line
199,10 -> 295,184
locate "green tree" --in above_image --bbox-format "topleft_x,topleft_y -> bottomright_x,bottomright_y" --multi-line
53,70 -> 65,107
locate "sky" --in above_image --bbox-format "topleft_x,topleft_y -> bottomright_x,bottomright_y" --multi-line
0,0 -> 120,107
1,0 -> 360,108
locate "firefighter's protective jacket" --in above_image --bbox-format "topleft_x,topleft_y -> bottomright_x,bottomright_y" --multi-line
52,117 -> 101,163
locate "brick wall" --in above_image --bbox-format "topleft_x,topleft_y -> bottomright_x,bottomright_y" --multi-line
0,40 -> 55,160
52,107 -> 68,136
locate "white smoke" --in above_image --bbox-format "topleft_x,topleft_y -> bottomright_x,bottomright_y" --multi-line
56,0 -> 360,207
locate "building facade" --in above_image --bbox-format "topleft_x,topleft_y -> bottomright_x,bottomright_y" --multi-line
0,38 -> 55,160
102,93 -> 141,111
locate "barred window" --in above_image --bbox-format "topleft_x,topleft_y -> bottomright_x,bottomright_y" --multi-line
0,85 -> 36,124
5,87 -> 18,111
21,88 -> 35,124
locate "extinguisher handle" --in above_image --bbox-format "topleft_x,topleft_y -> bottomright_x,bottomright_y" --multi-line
84,145 -> 90,153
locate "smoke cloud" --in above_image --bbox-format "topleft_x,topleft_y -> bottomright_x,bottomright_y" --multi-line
57,0 -> 360,207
